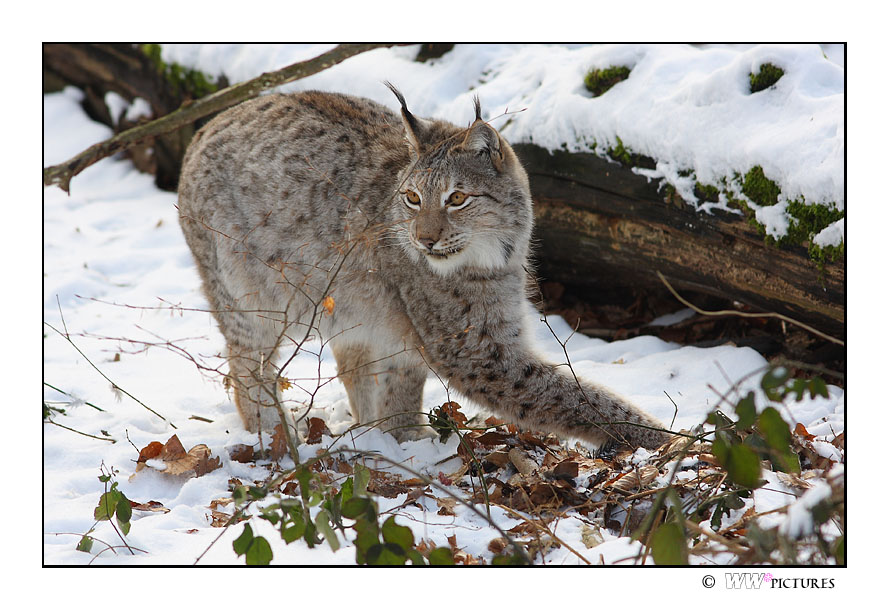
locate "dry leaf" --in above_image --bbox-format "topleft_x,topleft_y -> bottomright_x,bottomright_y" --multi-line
209,509 -> 233,528
831,432 -> 845,450
208,497 -> 233,510
132,435 -> 221,479
270,423 -> 289,460
553,459 -> 579,479
278,377 -> 292,392
580,524 -> 605,548
483,450 -> 511,469
508,448 -> 537,475
159,434 -> 188,461
440,401 -> 468,427
130,500 -> 170,513
322,295 -> 335,315
228,444 -> 255,463
474,431 -> 513,447
436,497 -> 457,516
306,417 -> 332,444
777,471 -> 814,490
609,465 -> 658,494
794,422 -> 816,441
488,537 -> 508,554
137,440 -> 164,463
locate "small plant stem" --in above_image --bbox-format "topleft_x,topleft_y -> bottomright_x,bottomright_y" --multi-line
44,321 -> 176,429
45,418 -> 116,443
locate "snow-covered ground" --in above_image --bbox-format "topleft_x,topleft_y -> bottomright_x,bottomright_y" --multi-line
43,44 -> 845,569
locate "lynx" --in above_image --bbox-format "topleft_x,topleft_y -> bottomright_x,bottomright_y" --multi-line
177,84 -> 670,449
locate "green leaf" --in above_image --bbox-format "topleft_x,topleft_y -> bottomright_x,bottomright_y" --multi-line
381,516 -> 414,550
709,499 -> 726,532
94,490 -> 123,521
248,485 -> 268,500
809,377 -> 829,399
650,521 -> 688,565
761,367 -> 791,400
341,496 -> 375,520
788,378 -> 809,401
340,477 -> 354,505
758,407 -> 801,473
232,486 -> 248,505
428,547 -> 455,565
245,536 -> 273,566
366,542 -> 407,565
724,492 -> 745,510
734,392 -> 757,430
281,515 -> 306,544
259,505 -> 281,525
713,434 -> 762,489
491,553 -> 527,566
354,464 -> 370,497
834,536 -> 845,564
406,549 -> 426,565
76,535 -> 93,553
232,523 -> 254,556
115,496 -> 132,524
315,509 -> 340,552
353,519 -> 380,565
706,410 -> 734,428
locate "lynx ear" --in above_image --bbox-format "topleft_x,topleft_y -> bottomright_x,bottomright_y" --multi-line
384,81 -> 426,155
464,119 -> 505,172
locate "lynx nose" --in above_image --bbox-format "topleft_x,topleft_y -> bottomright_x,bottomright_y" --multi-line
418,237 -> 437,250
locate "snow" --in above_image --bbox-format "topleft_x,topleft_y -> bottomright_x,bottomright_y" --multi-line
814,218 -> 845,248
43,45 -> 845,567
160,43 -> 844,240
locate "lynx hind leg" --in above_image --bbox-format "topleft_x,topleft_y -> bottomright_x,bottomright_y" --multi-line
332,342 -> 376,425
226,343 -> 282,433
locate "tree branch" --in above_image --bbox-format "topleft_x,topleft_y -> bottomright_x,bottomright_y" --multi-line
43,43 -> 398,193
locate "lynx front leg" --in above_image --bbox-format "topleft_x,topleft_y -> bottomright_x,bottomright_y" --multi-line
227,344 -> 282,433
378,362 -> 429,441
333,343 -> 429,441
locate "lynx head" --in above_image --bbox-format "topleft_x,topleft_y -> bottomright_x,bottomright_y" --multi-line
385,83 -> 533,277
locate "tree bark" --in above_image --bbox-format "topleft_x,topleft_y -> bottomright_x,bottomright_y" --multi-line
514,144 -> 844,340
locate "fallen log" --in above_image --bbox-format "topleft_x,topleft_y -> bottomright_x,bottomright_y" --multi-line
514,144 -> 844,340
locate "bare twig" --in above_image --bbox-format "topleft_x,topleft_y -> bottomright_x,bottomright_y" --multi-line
656,271 -> 843,346
43,43 -> 399,192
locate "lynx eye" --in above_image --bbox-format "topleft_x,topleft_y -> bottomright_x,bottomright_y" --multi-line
404,190 -> 421,209
446,191 -> 469,208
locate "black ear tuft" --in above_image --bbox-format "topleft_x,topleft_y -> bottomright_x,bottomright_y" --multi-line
472,94 -> 482,122
384,81 -> 424,152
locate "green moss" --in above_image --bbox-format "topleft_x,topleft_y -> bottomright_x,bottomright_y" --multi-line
741,165 -> 780,207
608,135 -> 632,165
141,44 -> 220,100
694,182 -> 721,203
749,63 -> 785,93
607,135 -> 656,169
785,199 -> 844,245
584,65 -> 631,97
809,241 -> 844,266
